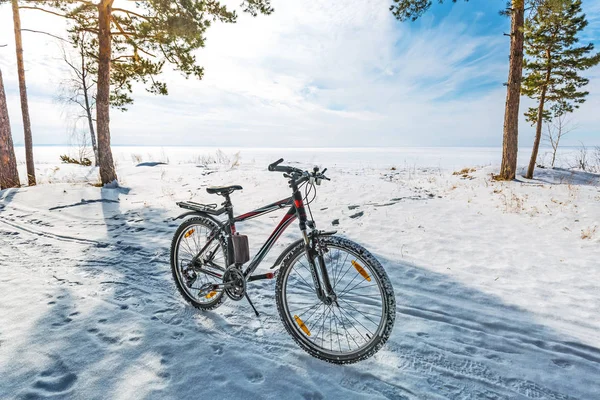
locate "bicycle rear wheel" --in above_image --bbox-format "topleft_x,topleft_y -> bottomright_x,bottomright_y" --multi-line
170,216 -> 228,310
275,236 -> 395,364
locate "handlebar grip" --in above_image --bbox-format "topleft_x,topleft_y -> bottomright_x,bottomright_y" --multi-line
268,158 -> 284,171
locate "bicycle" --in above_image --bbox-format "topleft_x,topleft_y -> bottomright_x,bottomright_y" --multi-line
170,159 -> 395,364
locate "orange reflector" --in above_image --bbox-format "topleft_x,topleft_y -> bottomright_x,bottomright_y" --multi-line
184,229 -> 195,238
352,260 -> 371,282
294,315 -> 311,336
206,291 -> 217,299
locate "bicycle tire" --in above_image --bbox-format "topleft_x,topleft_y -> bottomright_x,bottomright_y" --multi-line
275,236 -> 395,364
171,216 -> 229,310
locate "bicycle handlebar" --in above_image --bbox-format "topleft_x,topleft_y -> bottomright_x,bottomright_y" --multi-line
267,158 -> 330,183
268,158 -> 284,171
267,158 -> 303,174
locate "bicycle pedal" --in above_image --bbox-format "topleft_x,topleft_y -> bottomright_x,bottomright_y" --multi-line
197,283 -> 219,297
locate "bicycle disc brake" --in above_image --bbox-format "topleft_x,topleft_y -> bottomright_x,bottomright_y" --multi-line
223,266 -> 246,301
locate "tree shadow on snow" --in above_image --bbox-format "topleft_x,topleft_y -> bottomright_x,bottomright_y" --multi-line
1,187 -> 599,400
519,167 -> 600,187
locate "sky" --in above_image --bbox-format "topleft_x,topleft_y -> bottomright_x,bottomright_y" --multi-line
0,0 -> 599,147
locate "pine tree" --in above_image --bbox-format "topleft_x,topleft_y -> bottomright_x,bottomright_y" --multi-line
22,0 -> 273,185
522,0 -> 600,179
390,0 -> 544,181
11,0 -> 35,185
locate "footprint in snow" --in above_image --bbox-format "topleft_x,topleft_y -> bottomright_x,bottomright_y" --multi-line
302,391 -> 324,400
21,358 -> 77,399
246,371 -> 264,384
349,211 -> 364,219
211,343 -> 224,355
87,326 -> 121,345
551,359 -> 572,369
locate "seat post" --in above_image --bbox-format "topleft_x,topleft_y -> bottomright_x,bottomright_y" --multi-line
222,192 -> 235,225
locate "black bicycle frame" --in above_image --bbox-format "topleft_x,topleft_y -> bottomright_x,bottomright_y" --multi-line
177,177 -> 335,302
192,183 -> 310,279
232,196 -> 299,278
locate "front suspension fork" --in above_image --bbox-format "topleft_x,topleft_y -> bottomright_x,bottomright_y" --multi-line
302,231 -> 336,304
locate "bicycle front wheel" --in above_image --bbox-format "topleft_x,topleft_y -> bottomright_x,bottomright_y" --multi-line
275,236 -> 395,364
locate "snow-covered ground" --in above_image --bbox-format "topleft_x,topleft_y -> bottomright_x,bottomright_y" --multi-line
1,147 -> 599,399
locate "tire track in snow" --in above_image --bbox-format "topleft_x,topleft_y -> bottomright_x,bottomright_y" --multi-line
386,340 -> 577,400
0,215 -> 104,246
397,305 -> 600,366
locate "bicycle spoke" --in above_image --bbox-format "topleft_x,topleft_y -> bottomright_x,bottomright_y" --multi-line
176,222 -> 227,303
294,302 -> 321,319
331,305 -> 356,352
288,301 -> 321,314
338,278 -> 378,298
333,253 -> 352,291
291,265 -> 315,292
335,305 -> 369,344
333,250 -> 349,290
337,298 -> 379,330
302,301 -> 323,325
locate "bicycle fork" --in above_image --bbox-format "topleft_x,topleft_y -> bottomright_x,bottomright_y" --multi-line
302,231 -> 336,305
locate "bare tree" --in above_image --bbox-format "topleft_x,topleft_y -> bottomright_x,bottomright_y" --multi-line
572,142 -> 589,171
57,31 -> 98,166
11,0 -> 35,185
545,112 -> 577,168
592,146 -> 600,173
71,127 -> 93,165
0,67 -> 20,189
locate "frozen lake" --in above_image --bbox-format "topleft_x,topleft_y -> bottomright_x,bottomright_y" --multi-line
14,145 -> 583,171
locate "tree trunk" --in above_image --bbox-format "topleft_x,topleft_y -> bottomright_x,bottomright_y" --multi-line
525,51 -> 552,179
525,89 -> 546,179
551,134 -> 559,168
96,0 -> 117,184
498,0 -> 525,181
0,68 -> 20,189
80,43 -> 99,167
11,0 -> 35,186
86,93 -> 99,167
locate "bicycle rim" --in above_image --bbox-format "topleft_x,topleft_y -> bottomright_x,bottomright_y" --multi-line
280,244 -> 387,358
175,222 -> 226,304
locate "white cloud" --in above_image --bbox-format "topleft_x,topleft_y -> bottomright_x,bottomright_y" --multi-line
0,0 -> 598,147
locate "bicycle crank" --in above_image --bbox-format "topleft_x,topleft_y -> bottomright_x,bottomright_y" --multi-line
222,266 -> 246,301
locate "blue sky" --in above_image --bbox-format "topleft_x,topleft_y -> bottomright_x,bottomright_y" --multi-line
0,0 -> 599,147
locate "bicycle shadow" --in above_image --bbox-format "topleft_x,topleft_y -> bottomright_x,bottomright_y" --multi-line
1,186 -> 599,399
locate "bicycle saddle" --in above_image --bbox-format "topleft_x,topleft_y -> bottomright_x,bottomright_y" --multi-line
206,185 -> 243,195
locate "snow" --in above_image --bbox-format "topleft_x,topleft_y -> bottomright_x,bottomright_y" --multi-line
1,146 -> 599,399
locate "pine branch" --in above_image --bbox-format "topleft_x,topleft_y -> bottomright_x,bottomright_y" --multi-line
21,29 -> 70,43
19,6 -> 74,20
112,8 -> 155,22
